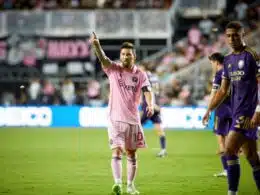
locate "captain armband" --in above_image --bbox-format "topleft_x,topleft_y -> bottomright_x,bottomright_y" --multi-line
212,84 -> 220,91
142,86 -> 152,92
256,105 -> 260,112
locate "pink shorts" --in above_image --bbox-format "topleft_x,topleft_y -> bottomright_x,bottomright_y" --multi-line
108,120 -> 147,150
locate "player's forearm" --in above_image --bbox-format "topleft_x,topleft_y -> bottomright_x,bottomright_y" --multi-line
144,91 -> 153,107
92,41 -> 111,67
207,90 -> 217,107
256,79 -> 260,112
208,89 -> 226,112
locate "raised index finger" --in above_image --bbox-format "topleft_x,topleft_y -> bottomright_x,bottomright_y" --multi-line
92,32 -> 97,39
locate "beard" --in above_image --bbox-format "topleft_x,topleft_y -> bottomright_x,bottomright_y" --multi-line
122,61 -> 132,68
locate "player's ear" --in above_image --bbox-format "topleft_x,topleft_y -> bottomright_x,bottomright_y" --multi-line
133,49 -> 137,60
240,28 -> 245,37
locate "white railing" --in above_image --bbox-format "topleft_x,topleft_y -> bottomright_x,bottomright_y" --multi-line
176,0 -> 226,17
0,10 -> 172,39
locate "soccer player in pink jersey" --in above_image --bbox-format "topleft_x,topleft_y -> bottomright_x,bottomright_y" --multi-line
91,32 -> 154,195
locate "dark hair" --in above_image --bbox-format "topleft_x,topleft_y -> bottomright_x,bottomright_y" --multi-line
225,21 -> 243,31
208,52 -> 224,64
120,42 -> 136,54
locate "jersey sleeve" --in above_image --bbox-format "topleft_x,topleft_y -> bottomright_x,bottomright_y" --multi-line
245,47 -> 260,78
222,57 -> 230,80
251,54 -> 260,78
103,61 -> 120,75
141,71 -> 151,88
212,72 -> 221,91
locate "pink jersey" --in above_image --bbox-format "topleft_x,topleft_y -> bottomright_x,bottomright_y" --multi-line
104,62 -> 150,125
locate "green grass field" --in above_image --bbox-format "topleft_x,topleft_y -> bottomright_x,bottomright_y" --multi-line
0,128 -> 258,195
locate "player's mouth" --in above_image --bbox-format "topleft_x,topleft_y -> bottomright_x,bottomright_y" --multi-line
230,42 -> 237,48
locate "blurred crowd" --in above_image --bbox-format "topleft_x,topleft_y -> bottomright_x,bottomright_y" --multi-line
1,0 -> 260,107
0,0 -> 173,10
1,77 -> 108,106
139,0 -> 260,106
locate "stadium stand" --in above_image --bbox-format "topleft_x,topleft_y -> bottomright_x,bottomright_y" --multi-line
0,0 -> 259,107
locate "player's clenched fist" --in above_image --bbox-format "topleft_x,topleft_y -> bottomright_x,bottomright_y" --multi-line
251,112 -> 260,128
202,110 -> 210,126
146,105 -> 154,118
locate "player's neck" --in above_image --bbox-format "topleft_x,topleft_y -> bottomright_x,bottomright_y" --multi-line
125,64 -> 134,70
232,45 -> 245,54
216,65 -> 223,71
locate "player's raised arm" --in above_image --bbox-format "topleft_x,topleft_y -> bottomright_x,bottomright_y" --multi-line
90,32 -> 112,69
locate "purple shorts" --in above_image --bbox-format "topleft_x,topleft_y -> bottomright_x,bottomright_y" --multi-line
141,109 -> 161,124
214,116 -> 232,136
229,115 -> 258,140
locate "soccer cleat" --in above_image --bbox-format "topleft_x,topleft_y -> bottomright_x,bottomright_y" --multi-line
126,184 -> 140,195
112,184 -> 122,195
156,150 -> 167,158
214,170 -> 227,177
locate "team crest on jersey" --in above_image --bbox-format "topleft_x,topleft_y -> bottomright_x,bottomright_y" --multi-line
132,77 -> 138,83
238,60 -> 244,69
228,64 -> 232,69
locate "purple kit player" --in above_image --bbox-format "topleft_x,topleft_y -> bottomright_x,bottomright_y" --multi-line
140,66 -> 167,157
204,52 -> 232,177
203,21 -> 260,195
91,32 -> 154,195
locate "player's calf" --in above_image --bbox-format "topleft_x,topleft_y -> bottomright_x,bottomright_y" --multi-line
111,147 -> 123,185
224,131 -> 245,194
154,123 -> 167,157
126,150 -> 137,185
214,151 -> 228,177
126,150 -> 139,194
245,149 -> 260,190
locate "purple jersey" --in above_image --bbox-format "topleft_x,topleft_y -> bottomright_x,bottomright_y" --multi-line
223,46 -> 259,118
222,46 -> 259,139
213,69 -> 232,118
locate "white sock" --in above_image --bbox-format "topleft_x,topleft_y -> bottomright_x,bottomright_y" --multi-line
127,180 -> 133,186
115,179 -> 122,185
228,190 -> 237,195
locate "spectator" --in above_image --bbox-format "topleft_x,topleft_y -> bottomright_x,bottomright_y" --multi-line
1,91 -> 15,106
28,78 -> 41,105
188,24 -> 202,47
199,14 -> 214,41
234,0 -> 248,21
61,77 -> 75,105
87,79 -> 103,106
44,0 -> 57,9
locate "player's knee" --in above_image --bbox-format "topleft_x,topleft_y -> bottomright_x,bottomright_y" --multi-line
224,146 -> 237,156
126,150 -> 137,166
154,125 -> 164,136
126,149 -> 136,158
246,151 -> 260,167
156,129 -> 164,136
219,146 -> 225,154
112,147 -> 123,157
